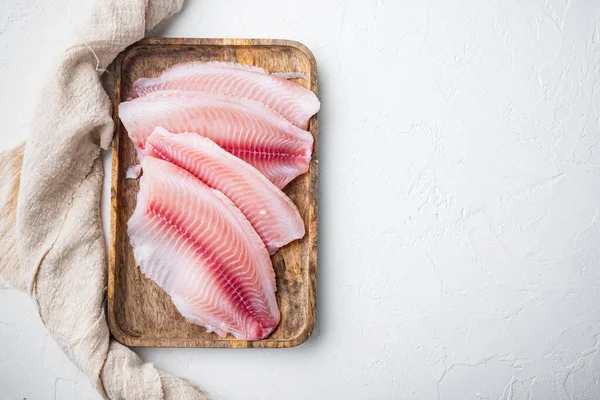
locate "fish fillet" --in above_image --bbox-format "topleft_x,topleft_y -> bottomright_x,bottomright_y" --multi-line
127,157 -> 280,340
131,61 -> 320,129
119,90 -> 314,189
146,127 -> 305,255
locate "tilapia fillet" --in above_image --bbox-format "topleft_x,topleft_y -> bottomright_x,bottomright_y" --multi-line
131,61 -> 320,129
119,90 -> 314,189
146,127 -> 305,255
127,157 -> 280,340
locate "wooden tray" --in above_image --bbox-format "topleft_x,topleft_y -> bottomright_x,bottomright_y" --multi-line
108,38 -> 318,348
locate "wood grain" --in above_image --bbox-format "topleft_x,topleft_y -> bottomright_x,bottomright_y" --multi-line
108,38 -> 318,348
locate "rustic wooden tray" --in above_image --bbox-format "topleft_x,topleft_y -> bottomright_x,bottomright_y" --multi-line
108,38 -> 318,348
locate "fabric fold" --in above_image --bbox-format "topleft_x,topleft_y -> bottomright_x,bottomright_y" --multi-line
0,0 -> 210,398
0,144 -> 25,291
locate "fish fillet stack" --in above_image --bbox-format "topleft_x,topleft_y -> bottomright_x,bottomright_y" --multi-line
119,62 -> 319,340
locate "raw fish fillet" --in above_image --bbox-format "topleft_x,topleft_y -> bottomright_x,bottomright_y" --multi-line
127,157 -> 280,340
131,61 -> 320,129
119,90 -> 314,189
146,127 -> 305,255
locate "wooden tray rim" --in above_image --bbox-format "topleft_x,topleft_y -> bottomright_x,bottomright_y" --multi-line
107,38 -> 319,348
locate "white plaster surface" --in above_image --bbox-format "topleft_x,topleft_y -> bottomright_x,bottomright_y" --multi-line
2,0 -> 600,399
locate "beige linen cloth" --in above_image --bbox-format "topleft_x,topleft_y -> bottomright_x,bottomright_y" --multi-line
0,0 -> 210,399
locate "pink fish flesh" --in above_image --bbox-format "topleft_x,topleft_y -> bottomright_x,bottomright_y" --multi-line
131,61 -> 320,129
127,157 -> 280,339
146,127 -> 305,254
119,90 -> 314,189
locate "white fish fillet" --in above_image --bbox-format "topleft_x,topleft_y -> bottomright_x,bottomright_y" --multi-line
128,157 -> 280,340
145,127 -> 305,254
131,61 -> 320,129
119,90 -> 314,189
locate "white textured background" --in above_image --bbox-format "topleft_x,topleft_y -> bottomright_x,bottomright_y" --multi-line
2,0 -> 600,399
